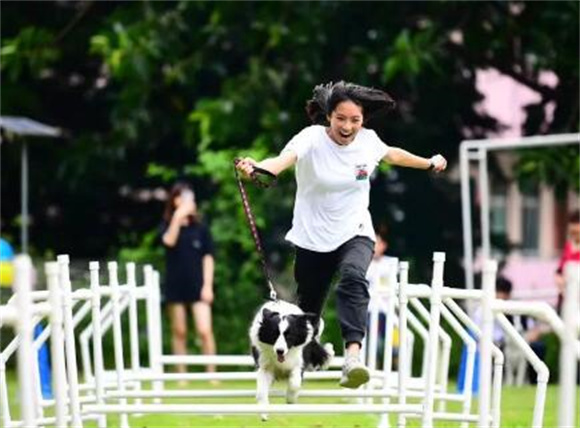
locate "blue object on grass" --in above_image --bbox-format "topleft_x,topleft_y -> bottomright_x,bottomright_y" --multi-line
457,335 -> 480,395
34,323 -> 53,399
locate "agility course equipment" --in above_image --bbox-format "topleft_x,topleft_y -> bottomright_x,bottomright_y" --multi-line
1,253 -> 579,428
460,132 -> 580,293
459,132 -> 580,428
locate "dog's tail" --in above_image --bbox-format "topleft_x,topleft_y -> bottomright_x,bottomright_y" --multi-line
303,341 -> 334,371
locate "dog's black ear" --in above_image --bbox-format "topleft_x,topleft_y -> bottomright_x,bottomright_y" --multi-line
262,308 -> 277,319
303,312 -> 320,328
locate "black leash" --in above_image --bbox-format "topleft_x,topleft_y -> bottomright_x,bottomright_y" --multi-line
233,158 -> 279,301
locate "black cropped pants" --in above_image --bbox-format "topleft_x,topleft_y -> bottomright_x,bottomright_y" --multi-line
294,236 -> 374,347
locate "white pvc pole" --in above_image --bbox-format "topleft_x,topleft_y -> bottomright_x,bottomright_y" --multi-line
0,358 -> 12,427
380,272 -> 397,428
57,254 -> 83,427
462,133 -> 579,151
444,298 -> 506,427
144,265 -> 163,401
397,301 -> 428,381
408,297 -> 452,411
421,252 -> 445,427
478,149 -> 491,262
126,262 -> 142,407
558,262 -> 580,428
84,402 -> 422,415
108,262 -> 129,428
14,255 -> 36,428
491,357 -> 503,428
90,261 -> 107,428
45,261 -> 68,428
152,270 -> 164,399
460,143 -> 475,294
397,262 -> 409,428
478,259 -> 497,428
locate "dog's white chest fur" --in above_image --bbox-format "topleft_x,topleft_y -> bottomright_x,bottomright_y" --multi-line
258,347 -> 302,379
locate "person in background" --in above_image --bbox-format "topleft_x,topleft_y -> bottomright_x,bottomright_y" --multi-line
555,209 -> 580,313
366,225 -> 399,293
366,225 -> 399,369
160,182 -> 217,380
474,275 -> 546,385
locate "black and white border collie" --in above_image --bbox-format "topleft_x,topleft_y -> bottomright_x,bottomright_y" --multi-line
249,300 -> 334,420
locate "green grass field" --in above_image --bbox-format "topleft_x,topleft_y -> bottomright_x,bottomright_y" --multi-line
7,372 -> 571,428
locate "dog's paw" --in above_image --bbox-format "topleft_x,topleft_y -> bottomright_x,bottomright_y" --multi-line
324,342 -> 335,357
260,413 -> 269,422
323,342 -> 335,361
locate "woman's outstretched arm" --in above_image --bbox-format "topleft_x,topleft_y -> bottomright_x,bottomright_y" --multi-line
383,148 -> 447,172
236,150 -> 298,177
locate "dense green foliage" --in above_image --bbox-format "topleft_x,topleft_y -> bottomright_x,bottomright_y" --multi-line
1,1 -> 578,354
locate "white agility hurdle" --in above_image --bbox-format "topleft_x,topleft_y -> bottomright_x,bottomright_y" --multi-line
2,253 -> 579,428
0,255 -> 36,428
0,255 -> 72,428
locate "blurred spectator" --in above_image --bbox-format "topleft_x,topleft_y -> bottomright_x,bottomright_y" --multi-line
366,225 -> 399,369
555,210 -> 580,313
160,182 -> 216,381
366,225 -> 398,293
474,275 -> 546,385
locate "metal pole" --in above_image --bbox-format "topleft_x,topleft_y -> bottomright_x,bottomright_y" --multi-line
478,259 -> 497,428
14,255 -> 36,427
397,262 -> 409,428
45,261 -> 68,427
89,261 -> 107,428
21,141 -> 29,254
558,262 -> 580,428
57,254 -> 83,427
460,144 -> 474,292
479,149 -> 491,262
421,252 -> 445,427
462,133 -> 579,151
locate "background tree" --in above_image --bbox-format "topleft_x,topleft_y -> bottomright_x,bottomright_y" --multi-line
1,1 -> 578,354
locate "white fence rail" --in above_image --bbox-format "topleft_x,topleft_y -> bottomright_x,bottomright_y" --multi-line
1,253 -> 578,428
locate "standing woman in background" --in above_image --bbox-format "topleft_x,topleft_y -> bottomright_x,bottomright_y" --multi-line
161,182 -> 216,378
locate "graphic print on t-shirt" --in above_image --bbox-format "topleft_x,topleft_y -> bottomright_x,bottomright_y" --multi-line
355,164 -> 369,181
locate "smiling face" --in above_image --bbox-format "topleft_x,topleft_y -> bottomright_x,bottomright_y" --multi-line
326,100 -> 364,145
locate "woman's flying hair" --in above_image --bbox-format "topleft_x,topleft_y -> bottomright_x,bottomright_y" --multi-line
305,81 -> 396,125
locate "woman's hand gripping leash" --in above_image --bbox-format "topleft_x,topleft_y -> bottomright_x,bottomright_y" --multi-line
233,157 -> 279,301
234,157 -> 278,188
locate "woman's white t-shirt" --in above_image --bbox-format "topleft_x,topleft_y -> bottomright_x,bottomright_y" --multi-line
281,125 -> 389,252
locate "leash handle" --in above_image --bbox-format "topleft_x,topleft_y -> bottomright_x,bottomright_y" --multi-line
233,158 -> 278,301
236,159 -> 278,188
